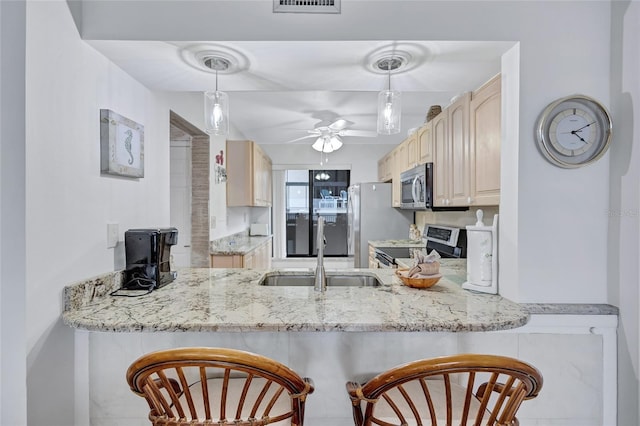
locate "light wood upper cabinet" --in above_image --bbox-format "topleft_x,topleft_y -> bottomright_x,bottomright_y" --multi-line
418,121 -> 434,164
432,110 -> 449,207
448,92 -> 471,206
377,74 -> 501,209
378,152 -> 393,182
226,140 -> 272,207
470,74 -> 501,206
391,148 -> 401,207
406,132 -> 419,169
433,92 -> 471,207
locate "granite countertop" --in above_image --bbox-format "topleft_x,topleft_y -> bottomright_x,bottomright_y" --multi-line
369,239 -> 424,248
62,265 -> 530,333
210,234 -> 272,255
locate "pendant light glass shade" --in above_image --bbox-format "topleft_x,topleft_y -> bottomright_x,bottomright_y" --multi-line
377,89 -> 401,135
312,135 -> 343,153
204,90 -> 229,136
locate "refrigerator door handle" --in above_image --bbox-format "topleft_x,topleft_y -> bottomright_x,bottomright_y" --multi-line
346,194 -> 353,256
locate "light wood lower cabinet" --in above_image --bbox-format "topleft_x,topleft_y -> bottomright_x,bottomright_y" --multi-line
211,239 -> 272,269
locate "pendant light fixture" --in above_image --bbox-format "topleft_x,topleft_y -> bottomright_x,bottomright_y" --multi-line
203,56 -> 230,136
376,56 -> 403,135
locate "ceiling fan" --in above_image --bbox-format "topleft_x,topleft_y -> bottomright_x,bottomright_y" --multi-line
285,118 -> 377,153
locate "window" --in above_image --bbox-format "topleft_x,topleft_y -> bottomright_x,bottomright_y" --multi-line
285,169 -> 350,257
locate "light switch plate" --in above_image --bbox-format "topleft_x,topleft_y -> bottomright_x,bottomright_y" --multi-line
107,223 -> 119,248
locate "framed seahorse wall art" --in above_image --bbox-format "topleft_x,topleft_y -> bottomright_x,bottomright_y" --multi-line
100,109 -> 144,178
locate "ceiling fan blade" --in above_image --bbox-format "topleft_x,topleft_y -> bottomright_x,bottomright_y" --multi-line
339,129 -> 378,137
328,118 -> 352,131
283,134 -> 317,144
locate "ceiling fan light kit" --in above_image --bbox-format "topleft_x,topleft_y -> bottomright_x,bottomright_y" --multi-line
203,56 -> 231,135
376,56 -> 403,135
312,135 -> 342,153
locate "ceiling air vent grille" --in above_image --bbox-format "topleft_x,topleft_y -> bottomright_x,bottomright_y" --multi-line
273,0 -> 340,14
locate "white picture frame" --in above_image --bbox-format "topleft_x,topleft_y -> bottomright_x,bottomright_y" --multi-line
100,109 -> 144,178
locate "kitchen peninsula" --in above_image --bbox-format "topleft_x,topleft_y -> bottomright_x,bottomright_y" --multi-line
63,266 -> 527,332
63,266 -> 617,426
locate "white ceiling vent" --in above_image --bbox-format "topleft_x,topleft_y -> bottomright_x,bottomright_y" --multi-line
273,0 -> 340,14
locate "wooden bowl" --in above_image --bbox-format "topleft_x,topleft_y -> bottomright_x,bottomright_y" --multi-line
395,269 -> 442,289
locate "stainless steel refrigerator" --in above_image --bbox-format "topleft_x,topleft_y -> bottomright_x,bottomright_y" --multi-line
347,182 -> 413,267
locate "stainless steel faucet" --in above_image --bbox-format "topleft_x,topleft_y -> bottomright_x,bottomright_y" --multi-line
314,216 -> 327,292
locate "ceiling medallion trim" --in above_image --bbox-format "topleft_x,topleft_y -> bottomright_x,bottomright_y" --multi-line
368,50 -> 413,75
180,44 -> 248,75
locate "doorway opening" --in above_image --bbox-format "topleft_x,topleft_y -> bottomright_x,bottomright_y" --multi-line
169,111 -> 210,267
285,169 -> 350,257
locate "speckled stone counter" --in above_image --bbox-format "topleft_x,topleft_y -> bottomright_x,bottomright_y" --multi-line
210,233 -> 272,255
62,267 -> 529,333
368,239 -> 424,248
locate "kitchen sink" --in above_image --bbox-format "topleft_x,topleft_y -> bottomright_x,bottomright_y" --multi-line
259,273 -> 382,287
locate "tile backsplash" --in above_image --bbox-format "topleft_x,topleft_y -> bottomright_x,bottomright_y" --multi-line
415,206 -> 499,231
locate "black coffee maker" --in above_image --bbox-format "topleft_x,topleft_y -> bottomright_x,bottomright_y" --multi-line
124,228 -> 178,290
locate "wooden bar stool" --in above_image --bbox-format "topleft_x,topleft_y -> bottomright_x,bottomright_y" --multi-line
346,353 -> 542,426
127,347 -> 314,425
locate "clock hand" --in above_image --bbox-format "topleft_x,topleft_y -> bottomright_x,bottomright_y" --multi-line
570,131 -> 588,144
573,121 -> 596,132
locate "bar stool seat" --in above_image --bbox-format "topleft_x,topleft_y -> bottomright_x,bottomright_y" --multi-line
127,347 -> 314,426
346,353 -> 543,426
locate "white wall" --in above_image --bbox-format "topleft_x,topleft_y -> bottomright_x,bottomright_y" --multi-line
609,2 -> 640,424
8,1 -> 636,425
0,1 -> 27,424
24,1 -> 175,423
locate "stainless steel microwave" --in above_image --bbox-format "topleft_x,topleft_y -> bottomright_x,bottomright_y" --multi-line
399,163 -> 433,210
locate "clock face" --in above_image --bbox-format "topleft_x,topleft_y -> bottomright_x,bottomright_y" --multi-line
536,95 -> 612,168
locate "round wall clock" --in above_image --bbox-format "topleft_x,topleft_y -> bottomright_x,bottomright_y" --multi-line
535,95 -> 612,168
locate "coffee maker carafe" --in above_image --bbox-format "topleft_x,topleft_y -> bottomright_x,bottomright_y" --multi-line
124,228 -> 178,290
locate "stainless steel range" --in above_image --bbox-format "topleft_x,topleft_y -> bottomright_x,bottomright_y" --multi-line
374,247 -> 413,268
422,224 -> 467,259
374,224 -> 467,268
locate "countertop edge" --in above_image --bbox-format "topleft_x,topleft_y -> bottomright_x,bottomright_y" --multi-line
210,235 -> 273,255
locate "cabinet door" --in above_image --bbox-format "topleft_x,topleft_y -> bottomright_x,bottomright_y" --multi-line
384,154 -> 393,181
227,140 -> 272,207
263,239 -> 272,269
391,146 -> 404,207
470,75 -> 501,205
448,93 -> 471,206
398,141 -> 409,173
260,152 -> 273,206
243,251 -> 255,269
406,133 -> 418,168
210,255 -> 243,268
432,112 -> 448,206
418,122 -> 434,164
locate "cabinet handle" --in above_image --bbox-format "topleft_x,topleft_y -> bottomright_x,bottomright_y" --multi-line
467,196 -> 472,204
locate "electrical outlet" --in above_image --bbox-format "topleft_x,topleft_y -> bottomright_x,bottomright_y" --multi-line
107,223 -> 119,248
210,216 -> 216,229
